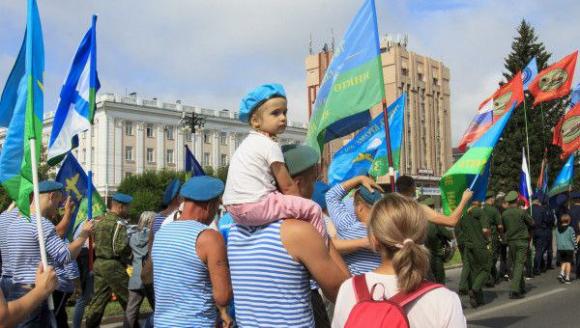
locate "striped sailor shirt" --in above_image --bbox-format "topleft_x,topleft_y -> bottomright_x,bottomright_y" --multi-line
0,209 -> 19,277
325,184 -> 381,275
228,221 -> 314,328
7,214 -> 72,285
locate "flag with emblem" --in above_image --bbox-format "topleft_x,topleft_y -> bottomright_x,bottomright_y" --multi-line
440,103 -> 515,215
48,16 -> 100,165
327,94 -> 405,185
0,0 -> 44,217
548,154 -> 575,197
522,57 -> 538,91
185,144 -> 205,177
552,103 -> 580,160
306,0 -> 384,154
55,153 -> 106,241
529,51 -> 578,106
477,72 -> 524,118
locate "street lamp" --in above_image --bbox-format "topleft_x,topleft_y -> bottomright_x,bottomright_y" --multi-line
180,111 -> 206,134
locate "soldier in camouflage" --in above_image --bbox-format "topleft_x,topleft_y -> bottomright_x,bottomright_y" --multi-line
85,193 -> 133,328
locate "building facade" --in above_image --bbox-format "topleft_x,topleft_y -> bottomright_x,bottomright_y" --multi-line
305,37 -> 452,188
0,93 -> 307,198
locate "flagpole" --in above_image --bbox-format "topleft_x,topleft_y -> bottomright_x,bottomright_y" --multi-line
522,98 -> 532,181
87,14 -> 97,272
381,101 -> 396,192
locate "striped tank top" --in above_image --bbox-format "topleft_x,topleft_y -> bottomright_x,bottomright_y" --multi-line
228,221 -> 314,327
0,209 -> 19,277
152,220 -> 216,328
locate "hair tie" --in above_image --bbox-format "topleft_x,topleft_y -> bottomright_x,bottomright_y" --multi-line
395,238 -> 415,249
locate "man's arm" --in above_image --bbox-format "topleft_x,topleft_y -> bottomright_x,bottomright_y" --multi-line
423,189 -> 473,227
197,229 -> 232,307
331,237 -> 370,255
0,264 -> 57,328
67,221 -> 93,260
55,197 -> 75,238
282,220 -> 350,302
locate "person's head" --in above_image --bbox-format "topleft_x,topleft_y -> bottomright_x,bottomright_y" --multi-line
138,211 -> 156,231
240,84 -> 287,136
354,186 -> 383,223
560,213 -> 571,226
111,193 -> 133,217
485,191 -> 495,205
504,191 -> 519,208
162,178 -> 182,210
368,193 -> 429,293
395,175 -> 416,198
180,176 -> 225,225
36,180 -> 65,219
282,144 -> 320,198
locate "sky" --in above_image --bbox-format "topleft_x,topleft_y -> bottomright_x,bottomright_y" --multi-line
1,0 -> 579,144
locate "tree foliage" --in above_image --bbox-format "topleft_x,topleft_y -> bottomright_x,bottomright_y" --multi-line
490,19 -> 573,193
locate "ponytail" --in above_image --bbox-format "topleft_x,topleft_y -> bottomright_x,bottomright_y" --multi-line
368,194 -> 430,293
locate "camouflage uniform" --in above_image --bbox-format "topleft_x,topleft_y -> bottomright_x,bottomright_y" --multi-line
483,204 -> 502,284
85,212 -> 132,328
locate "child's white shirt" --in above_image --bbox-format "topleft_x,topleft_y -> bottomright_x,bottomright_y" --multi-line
223,130 -> 285,206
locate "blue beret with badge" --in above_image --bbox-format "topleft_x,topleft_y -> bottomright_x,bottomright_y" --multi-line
239,83 -> 286,123
112,192 -> 133,204
38,180 -> 64,194
163,178 -> 182,206
358,185 -> 383,205
312,181 -> 330,210
180,176 -> 224,202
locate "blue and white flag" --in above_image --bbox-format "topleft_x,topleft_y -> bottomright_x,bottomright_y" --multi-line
48,18 -> 100,165
522,57 -> 538,91
569,83 -> 580,109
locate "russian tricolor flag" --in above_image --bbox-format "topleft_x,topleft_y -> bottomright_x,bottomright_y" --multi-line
519,148 -> 533,208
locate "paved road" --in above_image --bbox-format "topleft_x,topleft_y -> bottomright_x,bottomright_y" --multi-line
101,267 -> 578,328
444,267 -> 579,328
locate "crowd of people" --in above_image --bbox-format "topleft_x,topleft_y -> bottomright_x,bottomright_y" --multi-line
0,83 -> 578,328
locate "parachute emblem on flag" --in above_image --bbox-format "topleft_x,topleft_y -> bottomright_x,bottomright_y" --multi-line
493,91 -> 513,116
538,68 -> 569,92
561,115 -> 579,144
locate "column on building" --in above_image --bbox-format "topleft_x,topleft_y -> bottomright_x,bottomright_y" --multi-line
93,114 -> 108,196
212,131 -> 219,168
194,131 -> 203,161
114,118 -> 123,185
176,126 -> 184,171
136,122 -> 144,174
156,125 -> 165,170
228,133 -> 237,161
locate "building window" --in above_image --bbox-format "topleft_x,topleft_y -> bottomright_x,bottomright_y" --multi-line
220,132 -> 227,145
125,146 -> 133,161
220,154 -> 228,167
146,124 -> 154,138
146,148 -> 154,163
166,126 -> 174,140
82,131 -> 86,139
82,149 -> 86,163
166,149 -> 174,164
203,152 -> 210,166
203,132 -> 210,144
417,73 -> 424,81
401,68 -> 408,76
125,121 -> 133,136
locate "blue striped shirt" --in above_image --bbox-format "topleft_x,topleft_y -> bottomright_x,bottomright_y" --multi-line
0,209 -> 19,277
326,184 -> 381,275
7,214 -> 72,285
228,221 -> 314,328
152,220 -> 216,328
151,213 -> 166,236
56,256 -> 80,293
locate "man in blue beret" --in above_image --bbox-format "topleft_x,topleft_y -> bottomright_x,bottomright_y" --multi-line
85,192 -> 133,328
228,144 -> 350,328
152,176 -> 232,327
2,180 -> 93,325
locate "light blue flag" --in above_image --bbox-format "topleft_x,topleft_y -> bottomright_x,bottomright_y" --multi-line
548,154 -> 575,197
48,16 -> 100,165
327,94 -> 405,185
522,57 -> 538,91
569,83 -> 580,109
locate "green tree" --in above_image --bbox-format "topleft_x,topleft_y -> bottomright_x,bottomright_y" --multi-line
203,166 -> 215,177
216,165 -> 229,183
117,169 -> 188,222
490,19 -> 569,193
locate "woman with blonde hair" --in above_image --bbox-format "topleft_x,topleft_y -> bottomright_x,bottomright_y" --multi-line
332,194 -> 465,328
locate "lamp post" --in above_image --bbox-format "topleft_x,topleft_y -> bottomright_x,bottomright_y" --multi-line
180,111 -> 206,156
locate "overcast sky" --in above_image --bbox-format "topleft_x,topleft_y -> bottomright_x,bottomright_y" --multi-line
1,0 -> 579,144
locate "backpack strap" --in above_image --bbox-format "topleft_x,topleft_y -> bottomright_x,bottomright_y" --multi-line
389,281 -> 443,307
352,275 -> 372,303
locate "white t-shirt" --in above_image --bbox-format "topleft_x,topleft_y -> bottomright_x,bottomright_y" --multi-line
222,130 -> 285,205
332,272 -> 466,328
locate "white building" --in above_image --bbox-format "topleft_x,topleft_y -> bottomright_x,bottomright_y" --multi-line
0,93 -> 308,199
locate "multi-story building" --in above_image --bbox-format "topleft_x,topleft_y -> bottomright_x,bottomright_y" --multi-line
0,93 -> 307,199
305,36 -> 452,189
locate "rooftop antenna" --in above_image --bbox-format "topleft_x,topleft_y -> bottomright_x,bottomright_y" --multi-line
308,33 -> 313,55
331,28 -> 335,52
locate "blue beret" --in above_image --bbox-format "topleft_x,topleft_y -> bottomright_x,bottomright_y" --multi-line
163,178 -> 182,206
282,144 -> 320,177
180,176 -> 224,202
239,83 -> 286,123
358,185 -> 383,205
112,192 -> 133,204
38,180 -> 64,194
312,181 -> 330,210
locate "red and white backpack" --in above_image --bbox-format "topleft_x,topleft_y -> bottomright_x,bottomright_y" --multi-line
344,274 -> 443,328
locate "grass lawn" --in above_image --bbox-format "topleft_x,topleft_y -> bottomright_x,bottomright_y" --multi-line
444,249 -> 463,268
65,298 -> 152,320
